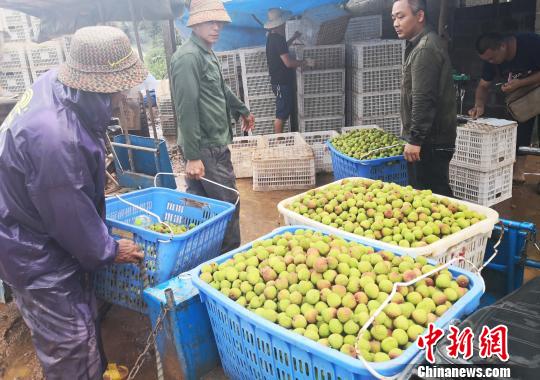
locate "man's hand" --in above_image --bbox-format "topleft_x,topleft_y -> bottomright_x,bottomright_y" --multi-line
115,239 -> 144,264
404,144 -> 422,163
501,79 -> 522,94
468,105 -> 485,119
241,113 -> 255,132
186,160 -> 205,180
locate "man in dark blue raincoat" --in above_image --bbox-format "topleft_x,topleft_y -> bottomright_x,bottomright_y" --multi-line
0,26 -> 147,379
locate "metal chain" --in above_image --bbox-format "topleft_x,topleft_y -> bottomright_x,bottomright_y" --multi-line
528,230 -> 540,254
127,306 -> 169,380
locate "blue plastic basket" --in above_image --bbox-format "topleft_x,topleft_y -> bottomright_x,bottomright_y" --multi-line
191,226 -> 484,380
327,141 -> 408,185
94,187 -> 235,313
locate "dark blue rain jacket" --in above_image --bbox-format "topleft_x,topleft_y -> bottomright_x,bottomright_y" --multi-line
0,70 -> 118,289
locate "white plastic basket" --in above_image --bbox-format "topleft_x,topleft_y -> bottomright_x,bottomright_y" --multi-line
351,91 -> 401,118
239,46 -> 268,75
250,117 -> 290,136
0,68 -> 32,95
449,163 -> 513,207
345,15 -> 382,42
26,40 -> 64,69
0,44 -> 27,68
301,130 -> 339,172
347,39 -> 406,69
299,93 -> 345,118
451,118 -> 518,171
244,73 -> 273,98
229,135 -> 264,178
350,66 -> 402,94
293,44 -> 346,71
252,133 -> 316,191
341,124 -> 381,134
297,69 -> 345,95
299,115 -> 344,133
352,114 -> 402,136
277,177 -> 499,271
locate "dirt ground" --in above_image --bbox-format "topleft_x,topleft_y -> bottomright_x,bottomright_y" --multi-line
1,155 -> 539,380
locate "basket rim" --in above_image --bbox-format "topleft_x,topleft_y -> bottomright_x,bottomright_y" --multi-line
277,177 -> 499,257
326,140 -> 405,165
191,225 -> 484,376
106,187 -> 236,241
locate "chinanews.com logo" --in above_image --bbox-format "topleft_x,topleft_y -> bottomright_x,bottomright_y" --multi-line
415,323 -> 511,378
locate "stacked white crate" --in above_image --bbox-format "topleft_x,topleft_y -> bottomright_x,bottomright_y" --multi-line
216,50 -> 242,136
61,35 -> 73,56
295,44 -> 346,133
0,43 -> 32,95
346,39 -> 405,136
26,40 -> 64,81
0,8 -> 32,42
239,46 -> 288,135
156,79 -> 176,137
449,118 -> 518,207
344,15 -> 382,43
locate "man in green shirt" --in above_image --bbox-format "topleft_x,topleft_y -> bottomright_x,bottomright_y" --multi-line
392,0 -> 456,196
171,0 -> 254,252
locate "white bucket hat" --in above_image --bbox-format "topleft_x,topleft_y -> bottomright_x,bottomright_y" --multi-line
264,8 -> 292,30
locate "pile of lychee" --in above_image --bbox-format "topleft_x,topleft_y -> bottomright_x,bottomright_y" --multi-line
286,178 -> 486,247
147,222 -> 196,235
199,229 -> 470,362
330,129 -> 404,160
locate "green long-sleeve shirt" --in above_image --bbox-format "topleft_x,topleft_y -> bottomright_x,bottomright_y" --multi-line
171,34 -> 249,160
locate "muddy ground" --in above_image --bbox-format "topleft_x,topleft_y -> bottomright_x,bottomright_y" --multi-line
1,153 -> 539,380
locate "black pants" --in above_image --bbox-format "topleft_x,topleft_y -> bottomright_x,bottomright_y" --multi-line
185,146 -> 241,254
407,145 -> 454,197
516,116 -> 538,155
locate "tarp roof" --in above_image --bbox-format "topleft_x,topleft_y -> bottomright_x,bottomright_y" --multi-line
178,0 -> 346,51
0,0 -> 185,41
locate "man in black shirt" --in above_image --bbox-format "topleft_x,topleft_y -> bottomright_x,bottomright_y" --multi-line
265,8 -> 308,133
469,32 -> 540,184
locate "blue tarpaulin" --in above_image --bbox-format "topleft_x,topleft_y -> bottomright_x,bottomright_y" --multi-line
177,0 -> 345,51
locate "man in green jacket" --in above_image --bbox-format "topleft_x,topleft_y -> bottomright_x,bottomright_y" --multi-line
171,0 -> 254,252
392,0 -> 456,196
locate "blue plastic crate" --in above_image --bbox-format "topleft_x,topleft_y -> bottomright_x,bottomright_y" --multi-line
327,141 -> 408,185
191,226 -> 484,380
94,187 -> 235,313
143,275 -> 220,379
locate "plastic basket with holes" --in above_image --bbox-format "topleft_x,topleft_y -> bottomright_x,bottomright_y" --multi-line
250,117 -> 290,136
330,125 -> 407,184
351,91 -> 401,118
301,130 -> 339,172
299,115 -> 344,133
93,187 -> 235,313
0,69 -> 32,95
347,39 -> 406,69
0,44 -> 27,69
299,93 -> 345,118
293,44 -> 346,71
26,41 -> 64,69
191,226 -> 484,380
352,114 -> 402,137
451,118 -> 518,171
252,133 -> 315,191
449,163 -> 513,207
229,135 -> 264,178
350,66 -> 402,94
297,69 -> 345,95
277,179 -> 499,271
345,15 -> 382,42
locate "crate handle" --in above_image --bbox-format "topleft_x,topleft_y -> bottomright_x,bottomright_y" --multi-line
354,255 -> 488,379
113,194 -> 176,243
154,172 -> 240,206
358,143 -> 403,161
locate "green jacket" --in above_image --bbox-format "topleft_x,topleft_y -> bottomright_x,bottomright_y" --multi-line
171,34 -> 249,160
401,27 -> 456,146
